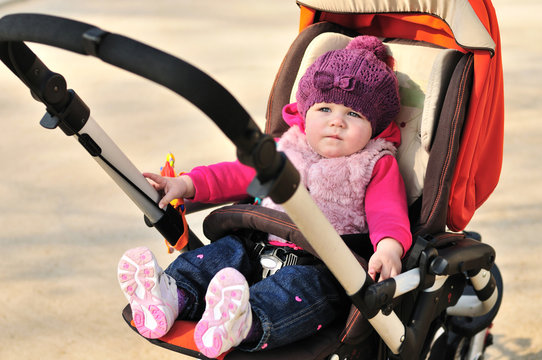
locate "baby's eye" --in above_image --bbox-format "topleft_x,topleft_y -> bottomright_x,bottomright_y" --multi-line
318,107 -> 331,113
348,111 -> 362,118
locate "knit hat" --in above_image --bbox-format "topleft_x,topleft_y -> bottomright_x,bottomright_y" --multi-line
296,36 -> 400,137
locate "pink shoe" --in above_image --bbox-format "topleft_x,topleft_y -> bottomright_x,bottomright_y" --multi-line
118,247 -> 179,339
194,267 -> 252,358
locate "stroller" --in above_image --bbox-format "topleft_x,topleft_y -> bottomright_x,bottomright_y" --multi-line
0,0 -> 504,359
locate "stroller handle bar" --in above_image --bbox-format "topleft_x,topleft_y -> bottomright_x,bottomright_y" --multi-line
0,9 -> 369,305
0,13 -> 500,357
0,14 -> 253,150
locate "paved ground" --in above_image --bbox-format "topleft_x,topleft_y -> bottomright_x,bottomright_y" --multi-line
0,0 -> 540,359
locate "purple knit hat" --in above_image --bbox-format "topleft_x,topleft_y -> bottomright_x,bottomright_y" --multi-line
296,36 -> 400,137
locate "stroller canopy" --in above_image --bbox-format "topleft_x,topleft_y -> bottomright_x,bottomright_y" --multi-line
297,0 -> 495,54
296,0 -> 504,231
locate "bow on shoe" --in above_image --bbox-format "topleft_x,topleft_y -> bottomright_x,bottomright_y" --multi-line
313,71 -> 357,91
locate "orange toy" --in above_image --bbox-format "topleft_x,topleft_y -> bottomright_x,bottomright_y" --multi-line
160,153 -> 190,253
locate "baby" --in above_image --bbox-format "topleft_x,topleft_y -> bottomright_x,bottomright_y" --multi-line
118,35 -> 411,358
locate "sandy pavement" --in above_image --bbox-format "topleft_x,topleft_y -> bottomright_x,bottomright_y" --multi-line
0,0 -> 540,359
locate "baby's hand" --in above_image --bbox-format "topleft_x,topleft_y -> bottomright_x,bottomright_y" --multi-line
143,172 -> 195,209
368,238 -> 403,282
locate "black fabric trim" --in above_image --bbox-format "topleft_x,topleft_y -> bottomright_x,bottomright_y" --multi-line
203,204 -> 374,261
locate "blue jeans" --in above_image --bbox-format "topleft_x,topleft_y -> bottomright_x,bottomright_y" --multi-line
164,235 -> 349,351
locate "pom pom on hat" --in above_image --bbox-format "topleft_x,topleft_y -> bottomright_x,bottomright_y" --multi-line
296,35 -> 400,137
346,35 -> 392,68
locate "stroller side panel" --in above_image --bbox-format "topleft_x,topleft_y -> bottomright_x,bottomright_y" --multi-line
417,52 -> 474,235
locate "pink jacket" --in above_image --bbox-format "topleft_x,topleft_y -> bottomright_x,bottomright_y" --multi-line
186,103 -> 412,254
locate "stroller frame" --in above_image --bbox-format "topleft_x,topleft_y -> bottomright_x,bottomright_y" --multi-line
0,1 -> 503,358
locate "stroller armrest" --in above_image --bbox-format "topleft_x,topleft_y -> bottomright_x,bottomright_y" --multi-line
430,237 -> 496,276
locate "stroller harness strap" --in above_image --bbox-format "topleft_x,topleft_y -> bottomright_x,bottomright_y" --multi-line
252,241 -> 322,278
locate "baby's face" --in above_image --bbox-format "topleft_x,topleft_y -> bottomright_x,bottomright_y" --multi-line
305,102 -> 372,158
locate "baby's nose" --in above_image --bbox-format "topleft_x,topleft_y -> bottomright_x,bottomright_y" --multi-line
329,116 -> 346,127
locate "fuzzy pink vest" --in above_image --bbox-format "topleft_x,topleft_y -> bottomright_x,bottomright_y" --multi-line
262,125 -> 396,235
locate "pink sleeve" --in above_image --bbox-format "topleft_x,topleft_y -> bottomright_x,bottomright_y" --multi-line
365,155 -> 412,255
186,160 -> 256,203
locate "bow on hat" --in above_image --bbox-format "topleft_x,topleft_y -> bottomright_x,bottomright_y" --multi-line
313,71 -> 357,91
